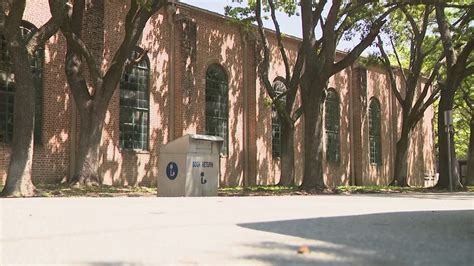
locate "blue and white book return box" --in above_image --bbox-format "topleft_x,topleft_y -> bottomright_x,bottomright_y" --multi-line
157,134 -> 223,197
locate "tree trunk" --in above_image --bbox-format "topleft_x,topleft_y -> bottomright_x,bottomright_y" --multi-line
278,120 -> 295,186
300,87 -> 325,189
1,34 -> 36,197
465,116 -> 474,185
71,103 -> 106,186
436,90 -> 462,190
390,129 -> 410,187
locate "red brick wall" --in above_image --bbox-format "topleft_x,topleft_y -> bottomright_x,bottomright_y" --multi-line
361,67 -> 394,185
178,6 -> 246,186
323,69 -> 352,187
98,1 -> 170,186
254,33 -> 302,185
1,1 -> 436,188
1,0 -> 71,184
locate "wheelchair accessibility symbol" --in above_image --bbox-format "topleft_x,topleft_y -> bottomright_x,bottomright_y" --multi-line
200,172 -> 207,184
166,162 -> 178,180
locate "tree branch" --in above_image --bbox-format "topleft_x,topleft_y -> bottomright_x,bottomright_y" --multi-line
461,87 -> 474,113
400,6 -> 420,38
268,0 -> 290,82
461,88 -> 474,111
332,5 -> 397,75
311,0 -> 327,30
411,55 -> 443,117
3,0 -> 25,38
389,37 -> 408,85
102,0 -> 164,102
413,87 -> 440,126
27,0 -> 67,55
254,0 -> 273,97
62,30 -> 102,92
377,36 -> 404,105
301,0 -> 318,75
456,38 -> 474,71
61,0 -> 93,103
292,106 -> 303,122
288,46 -> 304,91
422,37 -> 441,57
321,0 -> 341,73
435,4 -> 455,68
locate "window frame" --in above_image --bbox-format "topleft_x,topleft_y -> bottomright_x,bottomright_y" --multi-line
205,63 -> 229,156
368,97 -> 382,166
0,21 -> 43,145
271,77 -> 286,159
119,47 -> 150,151
324,88 -> 340,164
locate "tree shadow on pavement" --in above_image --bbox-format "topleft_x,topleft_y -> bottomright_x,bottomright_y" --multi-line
84,263 -> 143,266
361,193 -> 474,201
238,210 -> 474,266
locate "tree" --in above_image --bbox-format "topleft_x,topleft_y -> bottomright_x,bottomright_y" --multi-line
462,84 -> 474,185
452,80 -> 472,160
376,5 -> 442,187
0,0 -> 66,197
226,0 -> 304,186
253,0 -> 304,186
58,0 -> 166,186
299,0 -> 397,189
434,3 -> 473,190
229,1 -> 398,188
456,79 -> 473,185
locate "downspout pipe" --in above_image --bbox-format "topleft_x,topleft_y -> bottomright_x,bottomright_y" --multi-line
241,30 -> 249,186
349,65 -> 355,186
167,1 -> 177,141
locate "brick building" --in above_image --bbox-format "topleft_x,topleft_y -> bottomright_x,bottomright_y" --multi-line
0,1 -> 436,187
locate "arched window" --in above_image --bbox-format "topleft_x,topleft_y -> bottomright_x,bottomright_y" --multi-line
0,21 -> 43,144
205,64 -> 228,155
119,48 -> 150,150
369,98 -> 382,165
272,78 -> 286,159
325,88 -> 340,163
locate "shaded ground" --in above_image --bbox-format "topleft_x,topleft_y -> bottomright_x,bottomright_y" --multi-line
238,210 -> 474,266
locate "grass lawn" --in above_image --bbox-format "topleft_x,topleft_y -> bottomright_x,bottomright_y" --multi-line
1,183 -> 472,197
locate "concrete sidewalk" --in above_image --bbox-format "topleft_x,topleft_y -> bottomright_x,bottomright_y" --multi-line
1,193 -> 473,265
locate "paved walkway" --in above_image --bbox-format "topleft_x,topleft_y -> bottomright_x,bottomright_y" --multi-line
1,193 -> 473,265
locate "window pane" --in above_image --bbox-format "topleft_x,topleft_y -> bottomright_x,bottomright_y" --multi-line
369,99 -> 382,165
119,48 -> 149,150
271,79 -> 286,159
325,89 -> 340,163
0,23 -> 43,144
205,64 -> 228,155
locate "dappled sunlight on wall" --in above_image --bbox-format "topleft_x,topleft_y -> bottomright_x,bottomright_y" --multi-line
188,7 -> 245,187
364,68 -> 392,185
98,5 -> 170,186
141,12 -> 170,186
32,29 -> 71,182
0,0 -> 76,184
323,70 -> 351,187
423,102 -> 436,182
1,1 -> 438,188
256,76 -> 272,184
256,34 -> 300,186
406,81 -> 436,187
